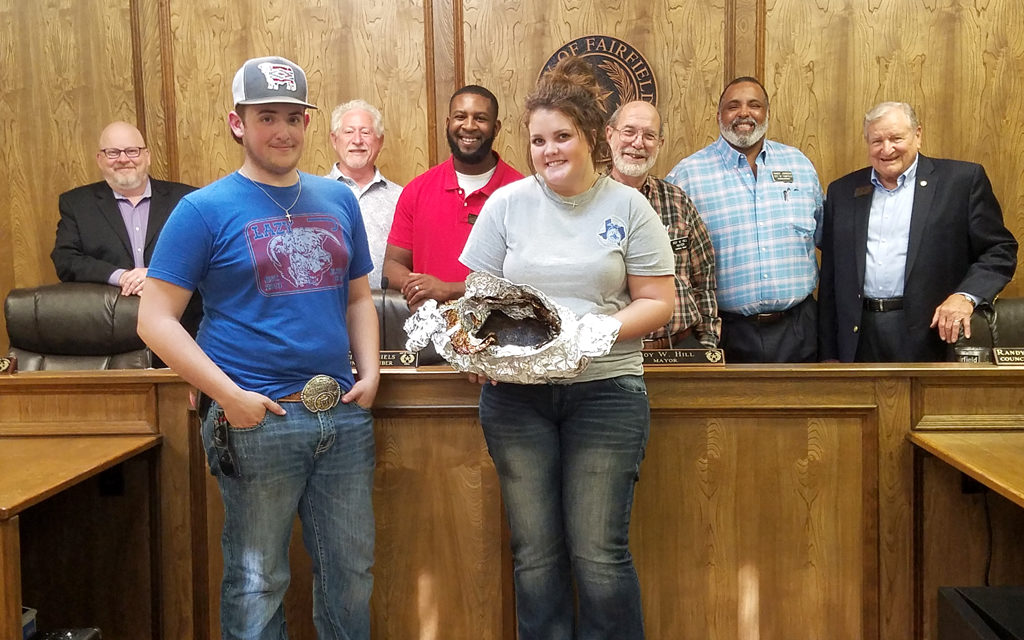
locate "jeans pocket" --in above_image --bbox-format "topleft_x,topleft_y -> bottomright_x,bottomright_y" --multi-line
347,400 -> 373,414
229,413 -> 269,432
610,374 -> 647,395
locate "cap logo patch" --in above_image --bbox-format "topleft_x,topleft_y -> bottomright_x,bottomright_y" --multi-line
257,62 -> 297,92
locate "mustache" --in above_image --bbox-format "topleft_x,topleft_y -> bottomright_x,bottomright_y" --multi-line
620,147 -> 649,159
731,117 -> 758,129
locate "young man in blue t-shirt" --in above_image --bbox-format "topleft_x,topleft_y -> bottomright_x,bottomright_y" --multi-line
138,56 -> 380,640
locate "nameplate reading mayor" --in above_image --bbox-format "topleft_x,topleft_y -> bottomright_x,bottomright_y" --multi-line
642,348 -> 725,366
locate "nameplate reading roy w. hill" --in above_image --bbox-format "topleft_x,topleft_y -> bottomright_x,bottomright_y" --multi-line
643,348 -> 725,366
992,347 -> 1024,366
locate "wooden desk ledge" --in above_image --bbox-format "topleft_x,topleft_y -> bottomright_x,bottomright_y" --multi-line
909,430 -> 1024,509
0,434 -> 161,520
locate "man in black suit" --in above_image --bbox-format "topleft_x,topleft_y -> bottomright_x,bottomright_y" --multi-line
819,102 -> 1017,362
52,121 -> 196,296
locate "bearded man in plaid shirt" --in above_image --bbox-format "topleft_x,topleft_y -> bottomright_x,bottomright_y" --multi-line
606,100 -> 720,350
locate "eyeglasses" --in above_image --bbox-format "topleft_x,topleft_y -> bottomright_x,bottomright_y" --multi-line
100,146 -> 147,159
612,127 -> 661,144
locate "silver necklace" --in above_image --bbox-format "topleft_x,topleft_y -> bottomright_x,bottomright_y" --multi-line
241,170 -> 302,222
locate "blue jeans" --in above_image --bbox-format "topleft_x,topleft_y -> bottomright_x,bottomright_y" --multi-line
201,400 -> 376,640
479,375 -> 650,640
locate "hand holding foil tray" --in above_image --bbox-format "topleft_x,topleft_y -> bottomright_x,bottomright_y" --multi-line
404,272 -> 621,383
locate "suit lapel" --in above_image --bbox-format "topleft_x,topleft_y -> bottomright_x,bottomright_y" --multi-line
852,172 -> 873,290
905,154 -> 935,281
94,182 -> 133,259
146,179 -> 171,250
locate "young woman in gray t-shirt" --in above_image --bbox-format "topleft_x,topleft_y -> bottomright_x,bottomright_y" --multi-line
460,56 -> 674,639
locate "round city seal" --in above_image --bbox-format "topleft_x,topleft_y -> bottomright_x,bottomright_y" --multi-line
541,35 -> 658,115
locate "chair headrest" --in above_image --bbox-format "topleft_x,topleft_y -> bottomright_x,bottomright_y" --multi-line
5,283 -> 145,356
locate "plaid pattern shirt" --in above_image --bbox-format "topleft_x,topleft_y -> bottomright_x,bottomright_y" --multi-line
638,175 -> 720,347
666,136 -> 823,316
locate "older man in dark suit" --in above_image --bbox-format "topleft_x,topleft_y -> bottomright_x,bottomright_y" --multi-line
818,102 -> 1017,362
52,121 -> 196,296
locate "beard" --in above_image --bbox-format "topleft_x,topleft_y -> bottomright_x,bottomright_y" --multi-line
447,129 -> 496,165
611,147 -> 657,178
107,168 -> 148,192
720,116 -> 769,149
342,149 -> 372,171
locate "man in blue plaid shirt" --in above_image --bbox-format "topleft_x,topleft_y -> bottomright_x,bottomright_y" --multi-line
667,77 -> 823,362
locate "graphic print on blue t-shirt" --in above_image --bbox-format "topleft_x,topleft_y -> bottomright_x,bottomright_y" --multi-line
599,217 -> 626,246
246,214 -> 351,295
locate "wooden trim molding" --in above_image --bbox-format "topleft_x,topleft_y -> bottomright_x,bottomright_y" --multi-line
156,0 -> 180,181
129,0 -> 147,139
725,0 -> 766,81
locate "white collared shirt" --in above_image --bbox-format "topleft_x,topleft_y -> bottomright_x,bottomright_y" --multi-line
864,156 -> 918,298
324,164 -> 403,288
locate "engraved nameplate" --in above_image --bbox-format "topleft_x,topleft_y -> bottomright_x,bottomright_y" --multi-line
350,351 -> 420,370
642,348 -> 725,366
992,347 -> 1024,366
0,355 -> 17,374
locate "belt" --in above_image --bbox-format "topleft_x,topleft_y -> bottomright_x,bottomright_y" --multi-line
863,297 -> 904,312
721,309 -> 788,324
721,296 -> 810,325
198,375 -> 343,418
643,327 -> 693,349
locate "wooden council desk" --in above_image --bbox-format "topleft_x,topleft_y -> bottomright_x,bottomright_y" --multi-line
0,435 -> 160,639
910,430 -> 1024,508
909,428 -> 1024,638
1,366 -> 1022,640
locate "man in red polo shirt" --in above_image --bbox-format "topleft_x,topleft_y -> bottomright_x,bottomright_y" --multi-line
383,85 -> 522,310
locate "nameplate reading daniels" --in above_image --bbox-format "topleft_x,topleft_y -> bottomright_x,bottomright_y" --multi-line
643,348 -> 725,366
350,351 -> 419,370
380,350 -> 419,368
992,347 -> 1024,365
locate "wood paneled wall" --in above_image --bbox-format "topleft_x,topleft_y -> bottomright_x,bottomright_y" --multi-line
2,0 -> 1024,349
463,0 -> 725,182
765,0 -> 1024,236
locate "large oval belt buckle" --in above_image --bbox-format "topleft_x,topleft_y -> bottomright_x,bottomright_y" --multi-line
300,375 -> 342,413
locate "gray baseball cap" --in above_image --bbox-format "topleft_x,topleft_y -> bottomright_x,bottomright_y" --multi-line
231,56 -> 317,109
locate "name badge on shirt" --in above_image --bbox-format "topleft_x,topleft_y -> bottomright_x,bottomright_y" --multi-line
771,170 -> 794,183
467,213 -> 478,224
854,185 -> 873,198
670,237 -> 688,252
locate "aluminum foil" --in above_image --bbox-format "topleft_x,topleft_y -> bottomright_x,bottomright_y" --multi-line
404,272 -> 621,383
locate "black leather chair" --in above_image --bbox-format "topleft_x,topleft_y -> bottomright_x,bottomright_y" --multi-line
372,287 -> 412,351
371,287 -> 442,364
951,297 -> 1024,362
5,283 -> 151,370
